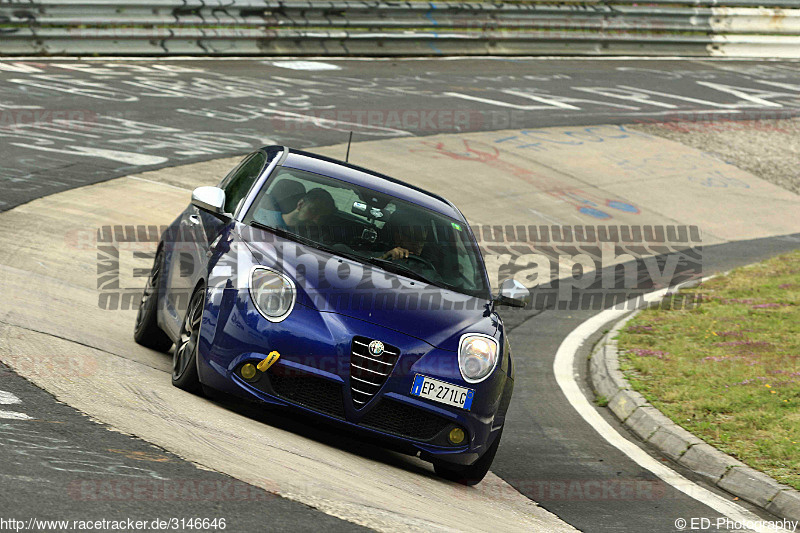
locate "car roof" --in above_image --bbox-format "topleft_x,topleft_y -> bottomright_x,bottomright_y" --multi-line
270,147 -> 465,222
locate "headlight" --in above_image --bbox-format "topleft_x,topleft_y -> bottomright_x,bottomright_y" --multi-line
458,334 -> 499,383
249,266 -> 295,322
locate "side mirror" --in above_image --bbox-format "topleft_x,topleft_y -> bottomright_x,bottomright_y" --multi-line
191,186 -> 226,215
493,278 -> 531,308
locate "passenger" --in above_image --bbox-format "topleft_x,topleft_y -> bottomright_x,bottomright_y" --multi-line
255,188 -> 336,230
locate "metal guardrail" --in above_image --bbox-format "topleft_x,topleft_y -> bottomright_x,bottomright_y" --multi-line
1,1 -> 799,57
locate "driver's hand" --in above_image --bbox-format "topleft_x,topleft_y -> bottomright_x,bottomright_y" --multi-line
381,247 -> 411,260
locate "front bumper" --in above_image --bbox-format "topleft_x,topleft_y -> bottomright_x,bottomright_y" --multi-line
197,287 -> 513,465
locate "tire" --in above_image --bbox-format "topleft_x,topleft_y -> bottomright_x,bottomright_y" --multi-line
172,285 -> 205,393
134,248 -> 173,353
433,428 -> 503,486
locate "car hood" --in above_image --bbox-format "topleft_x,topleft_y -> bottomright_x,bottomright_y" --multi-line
240,227 -> 497,351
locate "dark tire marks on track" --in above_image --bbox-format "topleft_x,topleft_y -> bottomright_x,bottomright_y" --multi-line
0,361 -> 372,532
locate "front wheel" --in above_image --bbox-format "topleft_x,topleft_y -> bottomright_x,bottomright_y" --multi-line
172,285 -> 204,393
134,248 -> 173,353
433,428 -> 503,486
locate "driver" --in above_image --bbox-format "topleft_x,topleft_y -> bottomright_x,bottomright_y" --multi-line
379,211 -> 428,261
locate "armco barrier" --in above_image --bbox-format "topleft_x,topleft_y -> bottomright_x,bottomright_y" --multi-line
1,1 -> 799,57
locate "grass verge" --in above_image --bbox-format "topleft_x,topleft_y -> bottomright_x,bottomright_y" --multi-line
617,250 -> 799,490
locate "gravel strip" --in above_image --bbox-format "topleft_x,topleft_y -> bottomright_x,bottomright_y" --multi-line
631,117 -> 800,195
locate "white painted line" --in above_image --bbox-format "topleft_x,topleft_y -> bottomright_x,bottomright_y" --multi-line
0,103 -> 42,110
0,410 -> 33,420
258,109 -> 413,137
443,91 -> 557,110
0,390 -> 22,405
553,287 -> 793,533
501,89 -> 580,110
7,144 -> 169,166
623,109 -> 744,117
67,146 -> 170,166
126,176 -> 192,191
269,60 -> 342,71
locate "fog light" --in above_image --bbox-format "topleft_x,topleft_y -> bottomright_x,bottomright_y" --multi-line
448,427 -> 466,445
240,363 -> 257,381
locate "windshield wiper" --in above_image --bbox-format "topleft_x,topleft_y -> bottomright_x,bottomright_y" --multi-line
363,257 -> 440,287
250,221 -> 317,247
250,221 -> 375,265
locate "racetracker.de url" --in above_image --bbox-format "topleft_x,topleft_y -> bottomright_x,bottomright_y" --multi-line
0,518 -> 226,531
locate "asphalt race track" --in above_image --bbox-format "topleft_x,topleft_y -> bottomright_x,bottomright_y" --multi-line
4,58 -> 800,211
2,57 -> 800,532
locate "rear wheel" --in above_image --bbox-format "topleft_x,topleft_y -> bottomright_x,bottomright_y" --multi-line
433,428 -> 503,486
172,285 -> 204,393
134,248 -> 173,352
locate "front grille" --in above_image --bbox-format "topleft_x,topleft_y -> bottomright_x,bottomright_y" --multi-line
268,367 -> 345,419
350,336 -> 400,408
360,399 -> 451,442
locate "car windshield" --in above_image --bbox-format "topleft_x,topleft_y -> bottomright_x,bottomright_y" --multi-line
243,166 -> 491,299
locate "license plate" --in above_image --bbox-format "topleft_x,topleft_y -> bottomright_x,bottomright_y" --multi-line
410,374 -> 475,411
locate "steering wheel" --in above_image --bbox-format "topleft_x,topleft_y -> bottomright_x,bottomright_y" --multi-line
398,253 -> 438,273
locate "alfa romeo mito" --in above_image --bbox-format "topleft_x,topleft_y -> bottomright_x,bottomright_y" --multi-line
134,146 -> 528,484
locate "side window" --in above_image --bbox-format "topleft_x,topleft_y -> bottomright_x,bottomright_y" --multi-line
219,152 -> 267,215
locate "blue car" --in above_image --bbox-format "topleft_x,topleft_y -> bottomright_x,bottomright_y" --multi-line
134,146 -> 528,484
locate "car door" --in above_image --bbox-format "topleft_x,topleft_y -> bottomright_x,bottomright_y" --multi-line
166,151 -> 268,328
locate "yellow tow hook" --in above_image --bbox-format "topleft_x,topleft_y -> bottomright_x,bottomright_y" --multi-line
257,351 -> 280,372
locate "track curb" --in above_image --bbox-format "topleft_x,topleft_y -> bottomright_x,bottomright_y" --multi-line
588,297 -> 800,523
